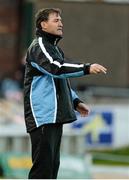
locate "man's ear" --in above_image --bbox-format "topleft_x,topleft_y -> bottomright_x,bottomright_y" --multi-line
41,21 -> 47,30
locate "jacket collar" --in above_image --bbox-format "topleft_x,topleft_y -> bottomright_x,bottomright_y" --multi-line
36,28 -> 62,45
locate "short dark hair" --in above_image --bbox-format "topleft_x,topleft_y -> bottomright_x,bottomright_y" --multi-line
35,8 -> 61,29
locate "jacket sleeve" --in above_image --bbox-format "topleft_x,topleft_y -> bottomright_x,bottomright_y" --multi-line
71,89 -> 83,110
28,37 -> 91,79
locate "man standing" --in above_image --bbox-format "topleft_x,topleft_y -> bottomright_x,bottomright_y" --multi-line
24,8 -> 107,179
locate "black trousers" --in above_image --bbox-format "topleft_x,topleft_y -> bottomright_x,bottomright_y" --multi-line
28,123 -> 63,179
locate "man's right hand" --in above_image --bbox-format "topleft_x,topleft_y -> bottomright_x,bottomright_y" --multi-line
89,63 -> 107,74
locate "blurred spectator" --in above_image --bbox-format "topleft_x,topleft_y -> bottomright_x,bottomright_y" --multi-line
1,71 -> 23,102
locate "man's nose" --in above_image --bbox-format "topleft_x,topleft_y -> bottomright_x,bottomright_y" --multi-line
59,21 -> 63,27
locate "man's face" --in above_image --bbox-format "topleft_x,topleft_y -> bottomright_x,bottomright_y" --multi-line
41,12 -> 63,36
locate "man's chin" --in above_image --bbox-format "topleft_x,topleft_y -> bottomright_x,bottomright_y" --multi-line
57,30 -> 63,36
58,33 -> 63,37
56,33 -> 63,37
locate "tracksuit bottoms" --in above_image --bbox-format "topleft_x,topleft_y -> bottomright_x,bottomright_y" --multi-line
28,123 -> 63,179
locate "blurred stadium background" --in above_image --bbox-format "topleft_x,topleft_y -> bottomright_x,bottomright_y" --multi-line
0,0 -> 129,179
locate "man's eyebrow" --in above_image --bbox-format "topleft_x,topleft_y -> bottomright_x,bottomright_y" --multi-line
54,17 -> 62,20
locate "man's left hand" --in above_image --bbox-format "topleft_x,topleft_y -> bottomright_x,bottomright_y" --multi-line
76,102 -> 90,117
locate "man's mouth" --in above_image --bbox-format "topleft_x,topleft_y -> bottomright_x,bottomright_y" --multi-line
57,28 -> 62,31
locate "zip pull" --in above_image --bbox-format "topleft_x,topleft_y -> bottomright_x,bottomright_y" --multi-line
54,38 -> 58,45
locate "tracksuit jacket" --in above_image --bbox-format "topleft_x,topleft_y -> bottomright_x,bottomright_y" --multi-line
24,29 -> 91,133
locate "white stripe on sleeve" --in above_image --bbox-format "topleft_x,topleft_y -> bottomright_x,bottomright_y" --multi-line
63,63 -> 84,68
38,37 -> 53,63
